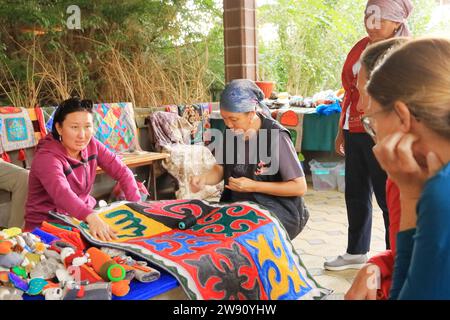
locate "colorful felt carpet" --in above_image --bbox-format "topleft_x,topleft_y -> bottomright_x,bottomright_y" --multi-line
51,199 -> 331,300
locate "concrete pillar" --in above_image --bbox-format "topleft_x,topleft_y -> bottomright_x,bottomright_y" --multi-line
223,0 -> 257,82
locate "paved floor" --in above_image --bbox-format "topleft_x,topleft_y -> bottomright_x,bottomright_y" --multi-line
292,184 -> 387,299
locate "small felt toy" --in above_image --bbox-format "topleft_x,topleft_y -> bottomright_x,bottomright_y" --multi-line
25,252 -> 43,265
0,227 -> 22,239
0,271 -> 9,283
42,286 -> 64,300
11,243 -> 25,254
0,240 -> 13,254
111,279 -> 130,297
78,264 -> 104,284
11,266 -> 27,278
60,247 -> 75,262
86,247 -> 126,282
56,247 -> 104,285
0,252 -> 24,268
101,247 -> 160,283
55,268 -> 74,288
43,248 -> 61,261
0,286 -> 23,300
8,272 -> 29,292
34,242 -> 47,254
14,235 -> 28,251
21,255 -> 43,274
30,258 -> 63,280
22,232 -> 42,248
113,255 -> 160,283
118,265 -> 136,281
20,257 -> 33,273
20,233 -> 47,255
61,247 -> 90,267
26,278 -> 48,295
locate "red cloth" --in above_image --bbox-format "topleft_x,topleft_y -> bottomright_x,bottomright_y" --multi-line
1,152 -> 11,162
367,179 -> 401,299
34,106 -> 48,139
18,149 -> 26,162
40,221 -> 87,252
339,37 -> 371,133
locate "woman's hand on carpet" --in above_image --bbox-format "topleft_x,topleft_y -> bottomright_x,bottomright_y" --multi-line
86,213 -> 118,242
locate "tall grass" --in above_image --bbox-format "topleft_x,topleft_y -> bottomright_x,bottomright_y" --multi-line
97,40 -> 212,107
0,38 -> 44,108
0,31 -> 215,108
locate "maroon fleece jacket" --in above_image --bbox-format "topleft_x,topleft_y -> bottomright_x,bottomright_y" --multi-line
25,134 -> 140,230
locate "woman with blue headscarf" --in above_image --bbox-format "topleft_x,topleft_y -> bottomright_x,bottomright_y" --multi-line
190,79 -> 309,239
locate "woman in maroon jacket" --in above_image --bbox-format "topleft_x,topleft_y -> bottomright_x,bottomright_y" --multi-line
324,0 -> 413,271
25,97 -> 141,241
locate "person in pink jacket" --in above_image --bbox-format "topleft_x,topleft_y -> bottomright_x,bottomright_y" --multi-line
25,97 -> 141,241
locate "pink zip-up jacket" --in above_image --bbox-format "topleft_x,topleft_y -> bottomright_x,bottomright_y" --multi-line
25,134 -> 140,230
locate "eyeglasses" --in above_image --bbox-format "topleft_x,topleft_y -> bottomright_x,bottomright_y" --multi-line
361,109 -> 393,138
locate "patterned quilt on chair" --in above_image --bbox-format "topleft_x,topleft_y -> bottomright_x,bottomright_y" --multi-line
178,103 -> 212,145
92,102 -> 139,153
51,199 -> 331,300
0,107 -> 36,154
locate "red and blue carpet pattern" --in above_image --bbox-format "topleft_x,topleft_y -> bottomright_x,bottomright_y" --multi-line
51,199 -> 331,300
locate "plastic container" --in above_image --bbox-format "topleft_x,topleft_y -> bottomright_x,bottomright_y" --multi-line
309,159 -> 338,191
335,162 -> 345,193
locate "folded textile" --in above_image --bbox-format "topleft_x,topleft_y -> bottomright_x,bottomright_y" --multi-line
148,111 -> 193,150
315,101 -> 342,116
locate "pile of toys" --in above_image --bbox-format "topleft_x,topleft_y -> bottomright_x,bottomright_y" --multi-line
0,223 -> 160,300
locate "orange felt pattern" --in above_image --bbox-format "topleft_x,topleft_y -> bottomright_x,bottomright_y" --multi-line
279,110 -> 299,127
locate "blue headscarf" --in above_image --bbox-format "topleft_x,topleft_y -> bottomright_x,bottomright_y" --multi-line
220,79 -> 272,117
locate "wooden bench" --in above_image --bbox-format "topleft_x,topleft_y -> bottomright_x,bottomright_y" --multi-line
96,151 -> 169,200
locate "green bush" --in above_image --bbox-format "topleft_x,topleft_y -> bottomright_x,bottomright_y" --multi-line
257,0 -> 440,96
